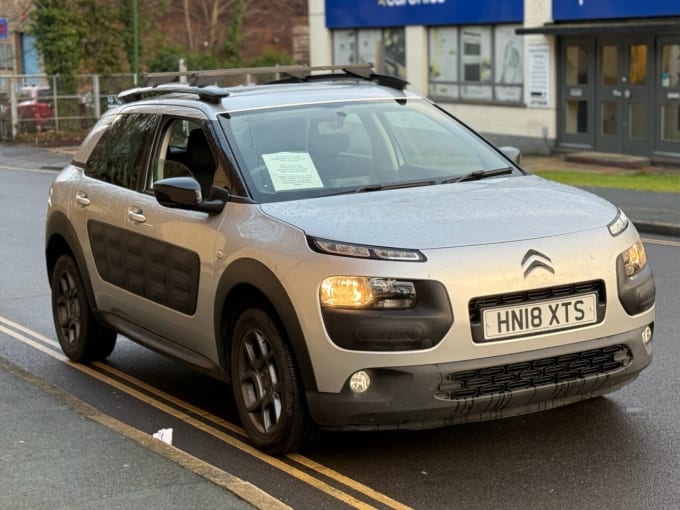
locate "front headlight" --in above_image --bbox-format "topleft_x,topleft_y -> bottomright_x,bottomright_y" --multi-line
621,240 -> 647,277
309,237 -> 426,262
320,276 -> 416,309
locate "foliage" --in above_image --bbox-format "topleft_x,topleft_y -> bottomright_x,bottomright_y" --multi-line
29,0 -> 85,91
119,0 -> 172,73
29,0 -> 291,78
146,45 -> 187,73
146,46 -> 227,72
79,1 -> 129,74
223,0 -> 245,64
247,47 -> 294,68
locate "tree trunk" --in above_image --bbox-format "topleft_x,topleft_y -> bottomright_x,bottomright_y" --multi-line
183,0 -> 194,50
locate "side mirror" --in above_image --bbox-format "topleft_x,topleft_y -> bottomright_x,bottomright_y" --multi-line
153,177 -> 226,214
499,146 -> 521,165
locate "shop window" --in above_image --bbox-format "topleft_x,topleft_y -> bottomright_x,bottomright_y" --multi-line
461,27 -> 492,101
494,25 -> 522,102
429,25 -> 523,104
429,27 -> 459,99
333,30 -> 356,66
0,43 -> 13,70
332,28 -> 406,79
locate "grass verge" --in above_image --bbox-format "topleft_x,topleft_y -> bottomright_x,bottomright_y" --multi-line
532,170 -> 680,193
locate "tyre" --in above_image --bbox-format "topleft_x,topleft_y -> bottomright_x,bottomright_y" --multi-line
231,308 -> 313,455
51,254 -> 117,362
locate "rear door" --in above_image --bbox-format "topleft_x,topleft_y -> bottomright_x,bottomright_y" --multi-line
68,111 -> 159,322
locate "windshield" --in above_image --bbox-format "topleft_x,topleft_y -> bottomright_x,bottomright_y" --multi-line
219,98 -> 518,202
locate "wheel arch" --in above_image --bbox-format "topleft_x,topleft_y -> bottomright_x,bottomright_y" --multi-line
214,258 -> 317,392
45,211 -> 97,311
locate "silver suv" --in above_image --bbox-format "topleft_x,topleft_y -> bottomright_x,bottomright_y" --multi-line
45,65 -> 656,454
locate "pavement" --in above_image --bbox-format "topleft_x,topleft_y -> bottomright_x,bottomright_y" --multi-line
0,357 -> 271,510
0,143 -> 678,509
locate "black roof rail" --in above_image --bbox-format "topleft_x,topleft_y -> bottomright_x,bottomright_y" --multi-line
344,69 -> 410,91
118,84 -> 229,104
268,69 -> 409,91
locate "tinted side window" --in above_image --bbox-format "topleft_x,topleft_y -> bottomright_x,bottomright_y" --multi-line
85,113 -> 158,189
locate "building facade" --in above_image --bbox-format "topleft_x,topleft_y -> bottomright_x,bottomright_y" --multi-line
308,0 -> 680,163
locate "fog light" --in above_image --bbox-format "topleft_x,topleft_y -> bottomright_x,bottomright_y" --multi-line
349,371 -> 371,393
642,325 -> 653,345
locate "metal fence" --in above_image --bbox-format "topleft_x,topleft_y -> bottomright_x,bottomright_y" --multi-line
0,73 -> 138,140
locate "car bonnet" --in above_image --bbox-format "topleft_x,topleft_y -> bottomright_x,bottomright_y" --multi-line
259,175 -> 619,250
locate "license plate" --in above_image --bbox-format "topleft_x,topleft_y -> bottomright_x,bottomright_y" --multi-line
483,293 -> 597,340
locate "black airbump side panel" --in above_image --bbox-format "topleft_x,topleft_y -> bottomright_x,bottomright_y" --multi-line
88,220 -> 200,315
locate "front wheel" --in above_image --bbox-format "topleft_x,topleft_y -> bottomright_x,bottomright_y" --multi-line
231,308 -> 313,455
51,254 -> 117,362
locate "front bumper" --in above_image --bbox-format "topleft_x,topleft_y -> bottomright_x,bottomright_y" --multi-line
306,324 -> 652,430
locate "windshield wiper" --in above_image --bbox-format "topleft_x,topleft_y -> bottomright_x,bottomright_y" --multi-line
320,179 -> 437,197
354,180 -> 437,193
441,167 -> 513,184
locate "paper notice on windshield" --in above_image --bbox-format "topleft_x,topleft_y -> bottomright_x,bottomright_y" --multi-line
262,152 -> 323,191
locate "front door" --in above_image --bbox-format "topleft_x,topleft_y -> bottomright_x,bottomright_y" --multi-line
596,39 -> 653,155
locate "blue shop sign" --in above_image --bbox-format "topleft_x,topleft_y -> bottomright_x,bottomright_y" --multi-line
325,0 -> 523,29
554,0 -> 679,21
0,18 -> 8,40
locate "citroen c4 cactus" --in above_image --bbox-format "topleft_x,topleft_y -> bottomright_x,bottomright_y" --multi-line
45,65 -> 655,454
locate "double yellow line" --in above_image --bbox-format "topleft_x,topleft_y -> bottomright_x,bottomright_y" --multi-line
0,315 -> 412,510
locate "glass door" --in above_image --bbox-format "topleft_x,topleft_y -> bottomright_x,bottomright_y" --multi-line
596,39 -> 653,155
657,37 -> 680,155
559,38 -> 594,149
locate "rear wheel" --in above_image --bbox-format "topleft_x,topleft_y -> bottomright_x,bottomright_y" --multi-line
51,254 -> 117,362
231,308 -> 312,455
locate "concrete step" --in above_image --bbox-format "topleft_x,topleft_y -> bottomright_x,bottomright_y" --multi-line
564,151 -> 650,169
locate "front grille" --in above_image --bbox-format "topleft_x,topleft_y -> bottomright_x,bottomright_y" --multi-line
436,344 -> 632,400
468,280 -> 606,343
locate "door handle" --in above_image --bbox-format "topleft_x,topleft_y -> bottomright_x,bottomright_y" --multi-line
612,89 -> 622,98
623,89 -> 631,99
75,191 -> 90,207
127,207 -> 146,224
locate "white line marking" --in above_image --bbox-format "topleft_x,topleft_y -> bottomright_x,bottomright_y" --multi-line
0,315 -> 412,510
641,237 -> 680,247
0,164 -> 59,175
